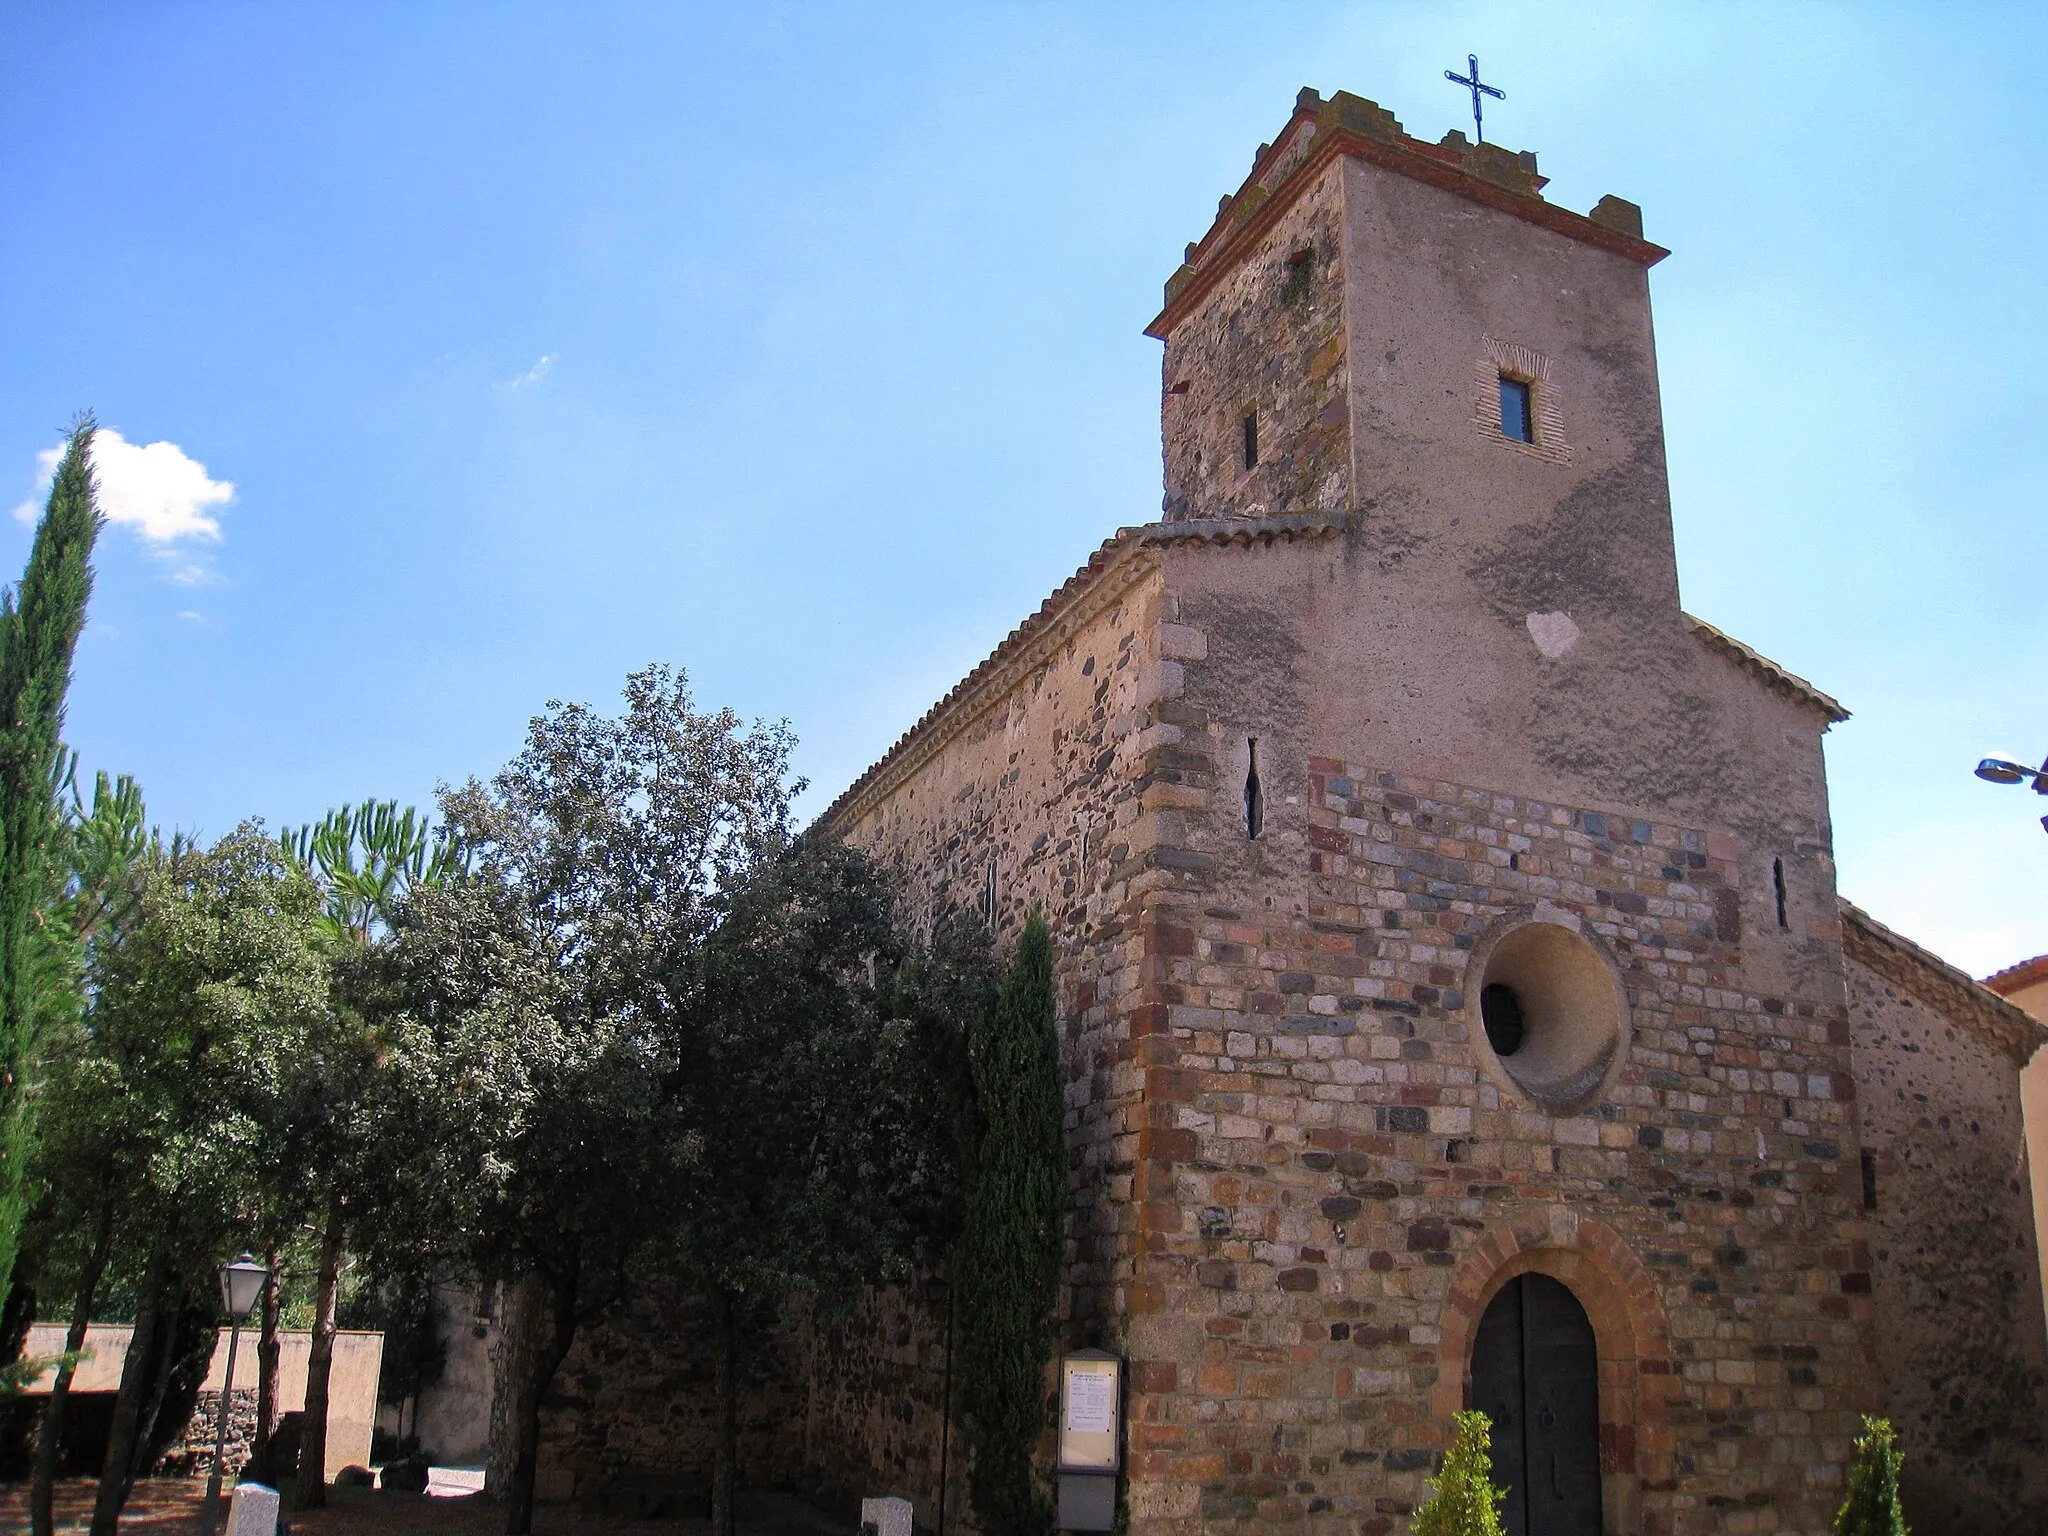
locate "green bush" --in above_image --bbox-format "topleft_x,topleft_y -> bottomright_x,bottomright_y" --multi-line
957,910 -> 1065,1536
1412,1410 -> 1507,1536
1835,1415 -> 1909,1536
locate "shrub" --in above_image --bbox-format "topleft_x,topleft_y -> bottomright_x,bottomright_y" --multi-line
1411,1410 -> 1507,1536
1834,1415 -> 1909,1536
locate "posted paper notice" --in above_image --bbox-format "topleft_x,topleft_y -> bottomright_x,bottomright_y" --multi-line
1067,1370 -> 1115,1434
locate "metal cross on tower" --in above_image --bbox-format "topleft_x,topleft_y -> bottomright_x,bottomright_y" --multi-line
1445,54 -> 1505,143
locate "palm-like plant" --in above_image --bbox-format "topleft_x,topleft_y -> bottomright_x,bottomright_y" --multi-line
277,799 -> 460,1507
285,799 -> 463,944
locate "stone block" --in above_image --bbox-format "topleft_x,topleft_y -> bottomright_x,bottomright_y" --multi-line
859,1495 -> 914,1536
225,1483 -> 279,1536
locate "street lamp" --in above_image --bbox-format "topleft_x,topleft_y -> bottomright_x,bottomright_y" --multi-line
202,1253 -> 270,1536
1974,752 -> 2048,833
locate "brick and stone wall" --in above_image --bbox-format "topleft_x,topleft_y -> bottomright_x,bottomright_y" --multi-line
1845,908 -> 2048,1534
1113,755 -> 1871,1536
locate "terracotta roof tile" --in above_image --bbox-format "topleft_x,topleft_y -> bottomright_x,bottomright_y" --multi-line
1683,614 -> 1849,724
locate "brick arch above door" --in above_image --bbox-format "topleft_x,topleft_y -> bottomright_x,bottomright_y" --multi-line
1433,1206 -> 1678,1536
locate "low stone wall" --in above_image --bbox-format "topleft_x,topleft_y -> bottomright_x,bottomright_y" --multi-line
159,1387 -> 258,1478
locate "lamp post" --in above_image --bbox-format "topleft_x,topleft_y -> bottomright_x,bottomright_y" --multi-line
1973,753 -> 2048,833
202,1253 -> 270,1536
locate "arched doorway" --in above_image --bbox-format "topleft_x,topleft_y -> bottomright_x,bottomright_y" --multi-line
1470,1272 -> 1602,1536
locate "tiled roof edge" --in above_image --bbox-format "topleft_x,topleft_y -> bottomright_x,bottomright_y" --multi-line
1841,899 -> 2048,1066
818,513 -> 1350,834
1684,614 -> 1849,725
1983,953 -> 2048,998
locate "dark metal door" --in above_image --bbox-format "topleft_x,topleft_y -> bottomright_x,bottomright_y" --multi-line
1468,1273 -> 1603,1536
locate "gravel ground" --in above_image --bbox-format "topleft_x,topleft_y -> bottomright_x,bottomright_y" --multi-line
0,1479 -> 848,1536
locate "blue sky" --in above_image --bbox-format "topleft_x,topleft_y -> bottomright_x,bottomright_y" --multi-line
2,2 -> 2043,974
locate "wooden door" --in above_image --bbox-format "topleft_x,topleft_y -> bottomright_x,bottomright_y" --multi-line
1468,1273 -> 1603,1535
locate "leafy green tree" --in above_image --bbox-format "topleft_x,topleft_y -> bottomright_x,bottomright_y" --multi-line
384,665 -> 797,1536
672,833 -> 960,1536
1835,1415 -> 1909,1536
276,799 -> 458,1509
0,417 -> 103,1312
1412,1411 -> 1508,1536
23,773 -> 158,1536
956,909 -> 1066,1536
78,827 -> 331,1536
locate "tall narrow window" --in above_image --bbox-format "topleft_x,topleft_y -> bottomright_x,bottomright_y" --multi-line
1242,410 -> 1259,469
1772,857 -> 1789,929
982,858 -> 998,930
1244,738 -> 1263,839
1498,376 -> 1534,443
1860,1150 -> 1879,1211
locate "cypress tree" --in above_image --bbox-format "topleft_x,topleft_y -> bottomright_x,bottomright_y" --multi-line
1411,1411 -> 1508,1536
1834,1415 -> 1909,1536
0,418 -> 102,1310
957,908 -> 1066,1536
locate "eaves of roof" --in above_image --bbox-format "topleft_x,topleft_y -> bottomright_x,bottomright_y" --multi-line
1841,899 -> 2048,1066
820,513 -> 1346,834
1684,614 -> 1849,726
1984,953 -> 2048,999
819,518 -> 1850,836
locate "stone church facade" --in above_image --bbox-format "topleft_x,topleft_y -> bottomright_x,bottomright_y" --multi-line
536,88 -> 2048,1536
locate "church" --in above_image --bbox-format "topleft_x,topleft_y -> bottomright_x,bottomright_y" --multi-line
540,87 -> 2048,1536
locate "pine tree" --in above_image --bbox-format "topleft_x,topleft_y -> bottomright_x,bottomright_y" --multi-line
1834,1415 -> 1909,1536
0,418 -> 101,1311
1411,1411 -> 1508,1536
957,908 -> 1067,1536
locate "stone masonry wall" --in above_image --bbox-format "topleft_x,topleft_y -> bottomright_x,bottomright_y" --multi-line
1845,947 -> 2048,1534
814,555 -> 1186,1523
1160,161 -> 1349,523
784,1282 -> 957,1523
1118,753 -> 1874,1536
537,1280 -> 800,1502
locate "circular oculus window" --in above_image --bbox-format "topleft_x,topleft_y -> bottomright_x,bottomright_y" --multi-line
1467,918 -> 1628,1113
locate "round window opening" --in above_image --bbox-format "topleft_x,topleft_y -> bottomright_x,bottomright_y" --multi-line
1471,920 -> 1626,1112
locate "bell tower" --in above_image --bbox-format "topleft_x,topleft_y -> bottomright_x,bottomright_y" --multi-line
1149,87 -> 1671,572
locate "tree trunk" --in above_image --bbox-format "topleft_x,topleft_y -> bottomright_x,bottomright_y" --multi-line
0,1253 -> 36,1364
89,1245 -> 169,1536
248,1245 -> 281,1484
485,1274 -> 538,1501
505,1254 -> 580,1536
31,1199 -> 115,1536
132,1277 -> 201,1490
132,1272 -> 195,1484
711,1286 -> 738,1536
293,1197 -> 345,1510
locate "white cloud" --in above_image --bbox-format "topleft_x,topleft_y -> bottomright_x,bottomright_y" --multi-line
12,429 -> 233,545
504,353 -> 558,389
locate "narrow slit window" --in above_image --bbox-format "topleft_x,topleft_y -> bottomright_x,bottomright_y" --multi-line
1498,376 -> 1534,442
1772,857 -> 1789,929
1242,410 -> 1259,469
982,858 -> 998,930
1860,1150 -> 1879,1212
1244,738 -> 1264,839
